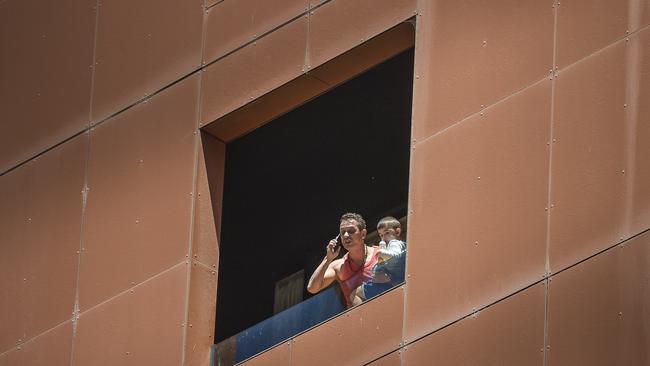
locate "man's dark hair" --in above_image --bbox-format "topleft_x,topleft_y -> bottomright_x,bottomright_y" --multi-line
340,212 -> 366,230
377,216 -> 401,230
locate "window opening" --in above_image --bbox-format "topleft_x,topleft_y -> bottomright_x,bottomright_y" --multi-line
206,26 -> 414,366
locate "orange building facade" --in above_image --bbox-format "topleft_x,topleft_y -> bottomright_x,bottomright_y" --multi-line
1,0 -> 649,365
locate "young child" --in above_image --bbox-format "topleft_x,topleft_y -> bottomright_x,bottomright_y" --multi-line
351,216 -> 406,304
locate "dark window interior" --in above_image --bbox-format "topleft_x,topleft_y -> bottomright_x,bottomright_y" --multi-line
214,48 -> 414,342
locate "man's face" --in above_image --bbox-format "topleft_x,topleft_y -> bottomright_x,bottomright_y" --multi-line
339,219 -> 366,249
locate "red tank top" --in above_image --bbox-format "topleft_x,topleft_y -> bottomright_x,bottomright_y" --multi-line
338,247 -> 379,308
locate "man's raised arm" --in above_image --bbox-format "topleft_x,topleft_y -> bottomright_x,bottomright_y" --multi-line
307,239 -> 340,293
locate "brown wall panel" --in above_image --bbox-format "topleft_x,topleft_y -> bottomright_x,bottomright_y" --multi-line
80,75 -> 199,310
550,40 -> 628,273
91,0 -> 203,122
629,28 -> 650,236
309,22 -> 415,88
556,0 -> 650,68
73,263 -> 187,366
184,263 -> 217,366
405,81 -> 550,342
203,0 -> 308,63
0,322 -> 73,366
201,17 -> 307,125
403,283 -> 545,366
185,133 -> 218,366
307,0 -> 416,69
203,74 -> 328,142
22,135 -> 86,341
193,134 -> 225,267
0,0 -> 94,173
292,288 -> 404,366
412,0 -> 553,141
0,169 -> 28,352
239,342 -> 291,366
547,232 -> 650,366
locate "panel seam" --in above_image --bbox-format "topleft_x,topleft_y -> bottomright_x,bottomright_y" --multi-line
553,23 -> 650,75
87,0 -> 101,126
192,260 -> 215,272
0,319 -> 73,358
416,76 -> 550,146
75,261 -> 188,317
68,130 -> 92,366
401,0 -> 422,356
543,1 -> 559,365
180,76 -> 204,366
304,0 -> 311,73
622,3 -> 643,242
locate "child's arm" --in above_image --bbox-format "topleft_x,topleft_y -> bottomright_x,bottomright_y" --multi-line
377,240 -> 405,262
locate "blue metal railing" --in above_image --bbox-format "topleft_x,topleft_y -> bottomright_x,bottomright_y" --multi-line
211,253 -> 406,365
212,286 -> 345,365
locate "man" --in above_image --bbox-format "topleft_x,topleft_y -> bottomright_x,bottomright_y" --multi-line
307,213 -> 379,308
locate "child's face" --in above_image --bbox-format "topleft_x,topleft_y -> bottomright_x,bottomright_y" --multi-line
378,227 -> 399,242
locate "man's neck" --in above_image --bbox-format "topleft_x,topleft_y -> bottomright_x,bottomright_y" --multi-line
348,245 -> 366,263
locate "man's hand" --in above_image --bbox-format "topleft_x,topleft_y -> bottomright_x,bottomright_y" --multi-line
326,239 -> 340,262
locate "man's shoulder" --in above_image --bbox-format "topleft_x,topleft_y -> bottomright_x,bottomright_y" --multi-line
331,257 -> 345,266
330,257 -> 345,272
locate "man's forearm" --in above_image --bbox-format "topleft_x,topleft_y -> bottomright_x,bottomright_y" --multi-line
307,257 -> 331,293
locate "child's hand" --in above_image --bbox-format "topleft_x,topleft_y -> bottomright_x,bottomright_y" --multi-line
373,270 -> 391,283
